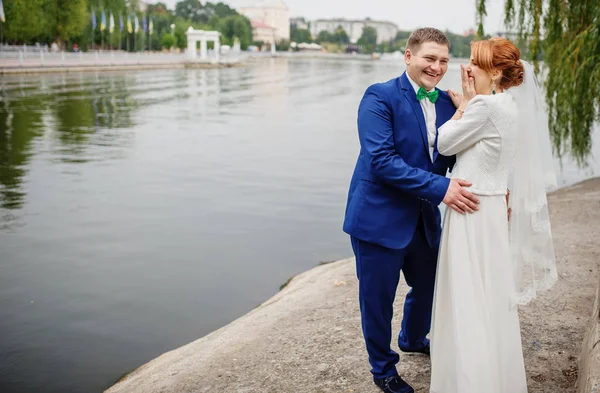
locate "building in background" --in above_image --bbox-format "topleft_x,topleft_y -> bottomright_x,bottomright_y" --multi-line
309,18 -> 398,44
239,0 -> 290,42
250,19 -> 277,43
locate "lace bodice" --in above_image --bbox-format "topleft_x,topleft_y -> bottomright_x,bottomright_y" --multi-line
438,94 -> 518,195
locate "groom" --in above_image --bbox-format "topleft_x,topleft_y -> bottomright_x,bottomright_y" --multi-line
343,28 -> 479,393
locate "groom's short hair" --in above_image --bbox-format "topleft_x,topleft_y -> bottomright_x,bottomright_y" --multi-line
407,28 -> 450,52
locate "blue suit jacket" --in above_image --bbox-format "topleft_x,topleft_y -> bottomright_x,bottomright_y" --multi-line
343,72 -> 456,250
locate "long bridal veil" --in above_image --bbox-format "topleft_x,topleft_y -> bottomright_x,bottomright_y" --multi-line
506,60 -> 558,307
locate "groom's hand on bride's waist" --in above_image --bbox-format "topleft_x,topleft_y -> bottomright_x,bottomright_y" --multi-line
442,179 -> 480,214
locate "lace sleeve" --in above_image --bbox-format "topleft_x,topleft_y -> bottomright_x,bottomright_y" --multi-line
437,96 -> 494,156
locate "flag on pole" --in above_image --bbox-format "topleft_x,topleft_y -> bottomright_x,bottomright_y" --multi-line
100,10 -> 106,31
127,15 -> 132,33
142,15 -> 147,33
119,14 -> 123,32
134,15 -> 139,33
149,18 -> 153,35
109,12 -> 114,33
0,0 -> 6,23
91,9 -> 96,29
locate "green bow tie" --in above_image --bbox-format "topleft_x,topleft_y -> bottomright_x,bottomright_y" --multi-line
416,87 -> 439,103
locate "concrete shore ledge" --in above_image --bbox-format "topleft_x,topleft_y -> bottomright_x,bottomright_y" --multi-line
577,276 -> 600,393
0,59 -> 244,74
105,178 -> 600,393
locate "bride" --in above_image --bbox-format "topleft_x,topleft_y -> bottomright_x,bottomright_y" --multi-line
430,37 -> 558,393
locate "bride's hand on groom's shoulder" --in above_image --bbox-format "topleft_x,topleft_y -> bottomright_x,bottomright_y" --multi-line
447,89 -> 463,108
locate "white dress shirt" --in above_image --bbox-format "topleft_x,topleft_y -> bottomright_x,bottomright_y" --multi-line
406,74 -> 437,162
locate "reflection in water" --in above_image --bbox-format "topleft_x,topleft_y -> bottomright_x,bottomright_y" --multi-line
0,87 -> 45,211
0,74 -> 140,217
51,87 -> 134,162
52,91 -> 98,159
0,59 -> 597,393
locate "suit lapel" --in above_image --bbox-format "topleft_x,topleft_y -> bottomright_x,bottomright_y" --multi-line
399,73 -> 429,158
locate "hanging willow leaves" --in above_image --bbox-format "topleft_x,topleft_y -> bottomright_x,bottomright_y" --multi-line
478,0 -> 600,166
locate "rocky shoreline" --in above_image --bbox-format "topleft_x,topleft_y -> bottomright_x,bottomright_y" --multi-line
105,178 -> 600,393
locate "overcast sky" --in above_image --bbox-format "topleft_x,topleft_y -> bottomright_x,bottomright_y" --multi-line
159,0 -> 509,35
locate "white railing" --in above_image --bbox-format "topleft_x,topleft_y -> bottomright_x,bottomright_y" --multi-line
0,47 -> 248,68
0,44 -> 49,53
0,50 -> 195,68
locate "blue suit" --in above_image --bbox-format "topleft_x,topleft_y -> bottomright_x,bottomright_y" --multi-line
343,72 -> 456,379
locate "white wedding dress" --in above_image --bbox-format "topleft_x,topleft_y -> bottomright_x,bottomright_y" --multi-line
429,93 -> 528,393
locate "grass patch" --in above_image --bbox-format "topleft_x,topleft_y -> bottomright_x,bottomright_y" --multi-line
318,260 -> 337,266
113,369 -> 135,385
279,276 -> 294,291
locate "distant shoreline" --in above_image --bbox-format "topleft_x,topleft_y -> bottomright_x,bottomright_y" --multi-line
0,51 -> 388,74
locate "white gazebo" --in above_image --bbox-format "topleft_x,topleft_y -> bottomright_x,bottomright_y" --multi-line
186,27 -> 221,60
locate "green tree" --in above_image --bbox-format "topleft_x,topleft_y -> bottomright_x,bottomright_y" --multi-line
218,14 -> 252,48
153,12 -> 173,34
385,30 -> 410,52
161,33 -> 176,49
173,18 -> 190,49
145,3 -> 174,51
290,26 -> 311,43
1,0 -> 260,55
53,0 -> 88,47
446,30 -> 476,58
395,30 -> 411,42
232,16 -> 252,48
357,26 -> 377,53
316,30 -> 333,43
333,26 -> 349,44
124,0 -> 140,12
174,0 -> 203,23
477,0 -> 600,164
204,2 -> 238,18
277,39 -> 290,51
2,0 -> 47,43
146,2 -> 170,15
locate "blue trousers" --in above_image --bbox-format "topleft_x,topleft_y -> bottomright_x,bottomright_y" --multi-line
351,221 -> 438,379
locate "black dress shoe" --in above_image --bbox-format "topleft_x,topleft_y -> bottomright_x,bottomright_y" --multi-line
400,343 -> 430,356
373,375 -> 415,393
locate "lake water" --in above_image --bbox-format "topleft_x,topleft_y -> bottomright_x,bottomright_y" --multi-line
0,57 -> 598,393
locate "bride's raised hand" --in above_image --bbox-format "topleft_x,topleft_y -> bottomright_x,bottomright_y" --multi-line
460,64 -> 477,104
